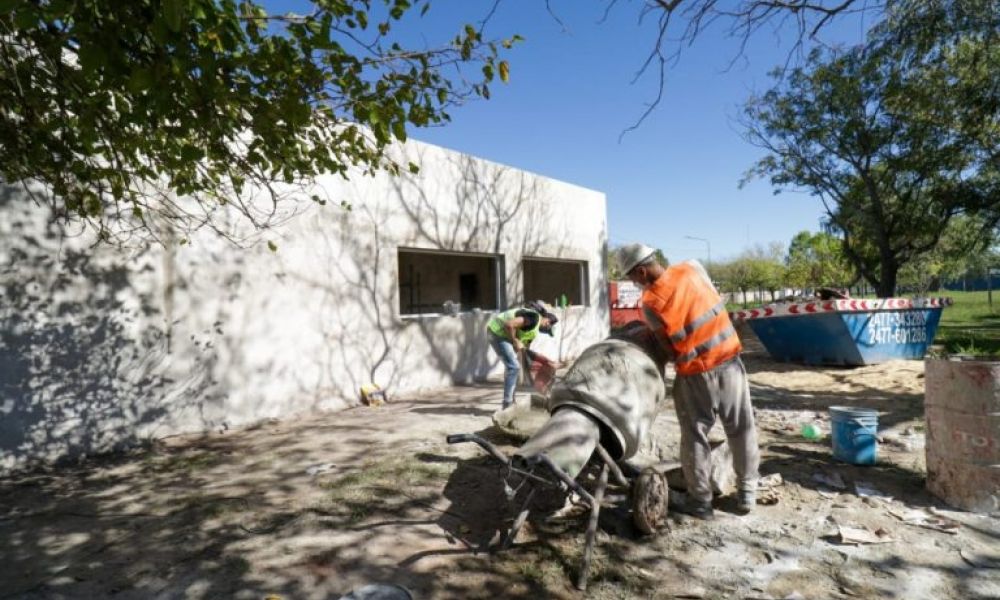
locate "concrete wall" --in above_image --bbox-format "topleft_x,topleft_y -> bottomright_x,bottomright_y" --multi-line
0,139 -> 608,474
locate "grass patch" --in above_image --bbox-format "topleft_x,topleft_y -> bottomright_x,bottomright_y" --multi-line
934,291 -> 1000,356
142,450 -> 221,474
497,543 -> 573,589
319,456 -> 452,522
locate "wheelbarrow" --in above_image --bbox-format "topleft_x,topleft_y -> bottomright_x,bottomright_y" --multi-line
447,327 -> 672,590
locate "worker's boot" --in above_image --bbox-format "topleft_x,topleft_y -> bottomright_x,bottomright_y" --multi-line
672,497 -> 714,521
735,490 -> 755,515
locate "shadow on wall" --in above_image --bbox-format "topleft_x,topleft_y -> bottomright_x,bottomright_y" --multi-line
292,149 -> 583,400
0,184 -> 216,473
396,150 -> 577,384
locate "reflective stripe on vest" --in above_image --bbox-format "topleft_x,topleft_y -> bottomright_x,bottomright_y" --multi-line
668,300 -> 726,344
487,308 -> 541,345
640,262 -> 741,375
675,325 -> 737,364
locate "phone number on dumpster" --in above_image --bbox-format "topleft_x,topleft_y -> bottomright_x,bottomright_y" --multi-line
866,312 -> 928,345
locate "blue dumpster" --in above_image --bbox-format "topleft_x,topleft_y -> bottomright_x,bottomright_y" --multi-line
731,298 -> 951,366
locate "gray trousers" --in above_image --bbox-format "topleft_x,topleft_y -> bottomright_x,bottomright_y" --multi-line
673,356 -> 760,504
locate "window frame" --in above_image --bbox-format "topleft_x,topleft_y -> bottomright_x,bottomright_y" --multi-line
521,256 -> 589,308
396,247 -> 506,318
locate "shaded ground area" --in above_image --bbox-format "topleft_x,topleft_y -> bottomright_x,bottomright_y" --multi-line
1,333 -> 999,599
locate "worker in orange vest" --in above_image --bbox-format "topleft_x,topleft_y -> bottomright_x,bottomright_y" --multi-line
617,243 -> 760,519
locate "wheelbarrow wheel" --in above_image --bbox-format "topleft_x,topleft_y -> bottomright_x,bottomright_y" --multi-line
631,467 -> 669,534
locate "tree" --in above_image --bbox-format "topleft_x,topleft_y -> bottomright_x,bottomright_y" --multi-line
711,243 -> 785,307
785,230 -> 854,292
0,0 -> 517,245
741,2 -> 1000,297
897,217 -> 1000,292
608,0 -> 898,130
746,242 -> 787,302
718,257 -> 754,308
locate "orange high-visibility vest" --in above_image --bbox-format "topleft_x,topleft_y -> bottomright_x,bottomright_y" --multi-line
640,261 -> 741,376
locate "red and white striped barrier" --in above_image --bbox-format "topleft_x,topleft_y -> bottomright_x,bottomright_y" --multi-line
729,297 -> 953,322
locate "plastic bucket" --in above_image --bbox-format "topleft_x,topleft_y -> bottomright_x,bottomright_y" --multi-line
830,406 -> 878,465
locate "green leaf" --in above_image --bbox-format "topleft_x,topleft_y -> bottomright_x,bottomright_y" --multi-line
13,5 -> 37,29
498,60 -> 509,83
127,68 -> 155,93
180,144 -> 204,161
163,0 -> 186,32
78,44 -> 106,75
408,162 -> 420,174
392,119 -> 406,141
267,240 -> 278,252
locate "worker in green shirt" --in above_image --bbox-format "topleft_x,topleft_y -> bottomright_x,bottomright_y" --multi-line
486,302 -> 558,409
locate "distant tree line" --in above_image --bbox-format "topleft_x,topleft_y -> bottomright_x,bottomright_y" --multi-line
608,217 -> 1000,306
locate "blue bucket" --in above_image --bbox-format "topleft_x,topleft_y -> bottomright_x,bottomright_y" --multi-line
830,406 -> 878,465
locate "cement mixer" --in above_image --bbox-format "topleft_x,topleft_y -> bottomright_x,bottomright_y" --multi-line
446,323 -> 672,590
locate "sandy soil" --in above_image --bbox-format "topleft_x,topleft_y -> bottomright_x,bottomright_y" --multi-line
1,329 -> 998,600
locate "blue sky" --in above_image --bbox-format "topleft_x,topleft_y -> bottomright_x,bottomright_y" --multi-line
274,1 -> 873,262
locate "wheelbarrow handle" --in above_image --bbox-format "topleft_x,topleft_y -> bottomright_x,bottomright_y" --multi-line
524,453 -> 596,505
446,433 -> 510,466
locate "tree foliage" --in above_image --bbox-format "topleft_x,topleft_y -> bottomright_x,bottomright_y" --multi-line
0,0 -> 517,245
741,0 -> 1000,297
711,242 -> 786,306
897,216 -> 1000,291
785,230 -> 854,291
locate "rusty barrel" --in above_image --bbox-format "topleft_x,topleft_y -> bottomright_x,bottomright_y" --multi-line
924,357 -> 1000,513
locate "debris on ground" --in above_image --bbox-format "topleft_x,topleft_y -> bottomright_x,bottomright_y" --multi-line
757,486 -> 782,505
812,471 -> 847,490
886,507 -> 961,534
360,383 -> 387,406
759,473 -> 784,488
836,525 -> 895,545
854,481 -> 893,503
752,473 -> 785,505
305,463 -> 336,476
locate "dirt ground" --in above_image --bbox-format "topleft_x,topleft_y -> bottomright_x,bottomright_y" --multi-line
1,329 -> 999,600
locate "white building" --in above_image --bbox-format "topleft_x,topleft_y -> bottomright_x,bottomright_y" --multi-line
0,138 -> 609,474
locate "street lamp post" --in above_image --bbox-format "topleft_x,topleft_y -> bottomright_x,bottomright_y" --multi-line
684,235 -> 711,267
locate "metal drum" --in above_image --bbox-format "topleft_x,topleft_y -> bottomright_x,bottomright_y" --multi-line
544,337 -> 665,461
